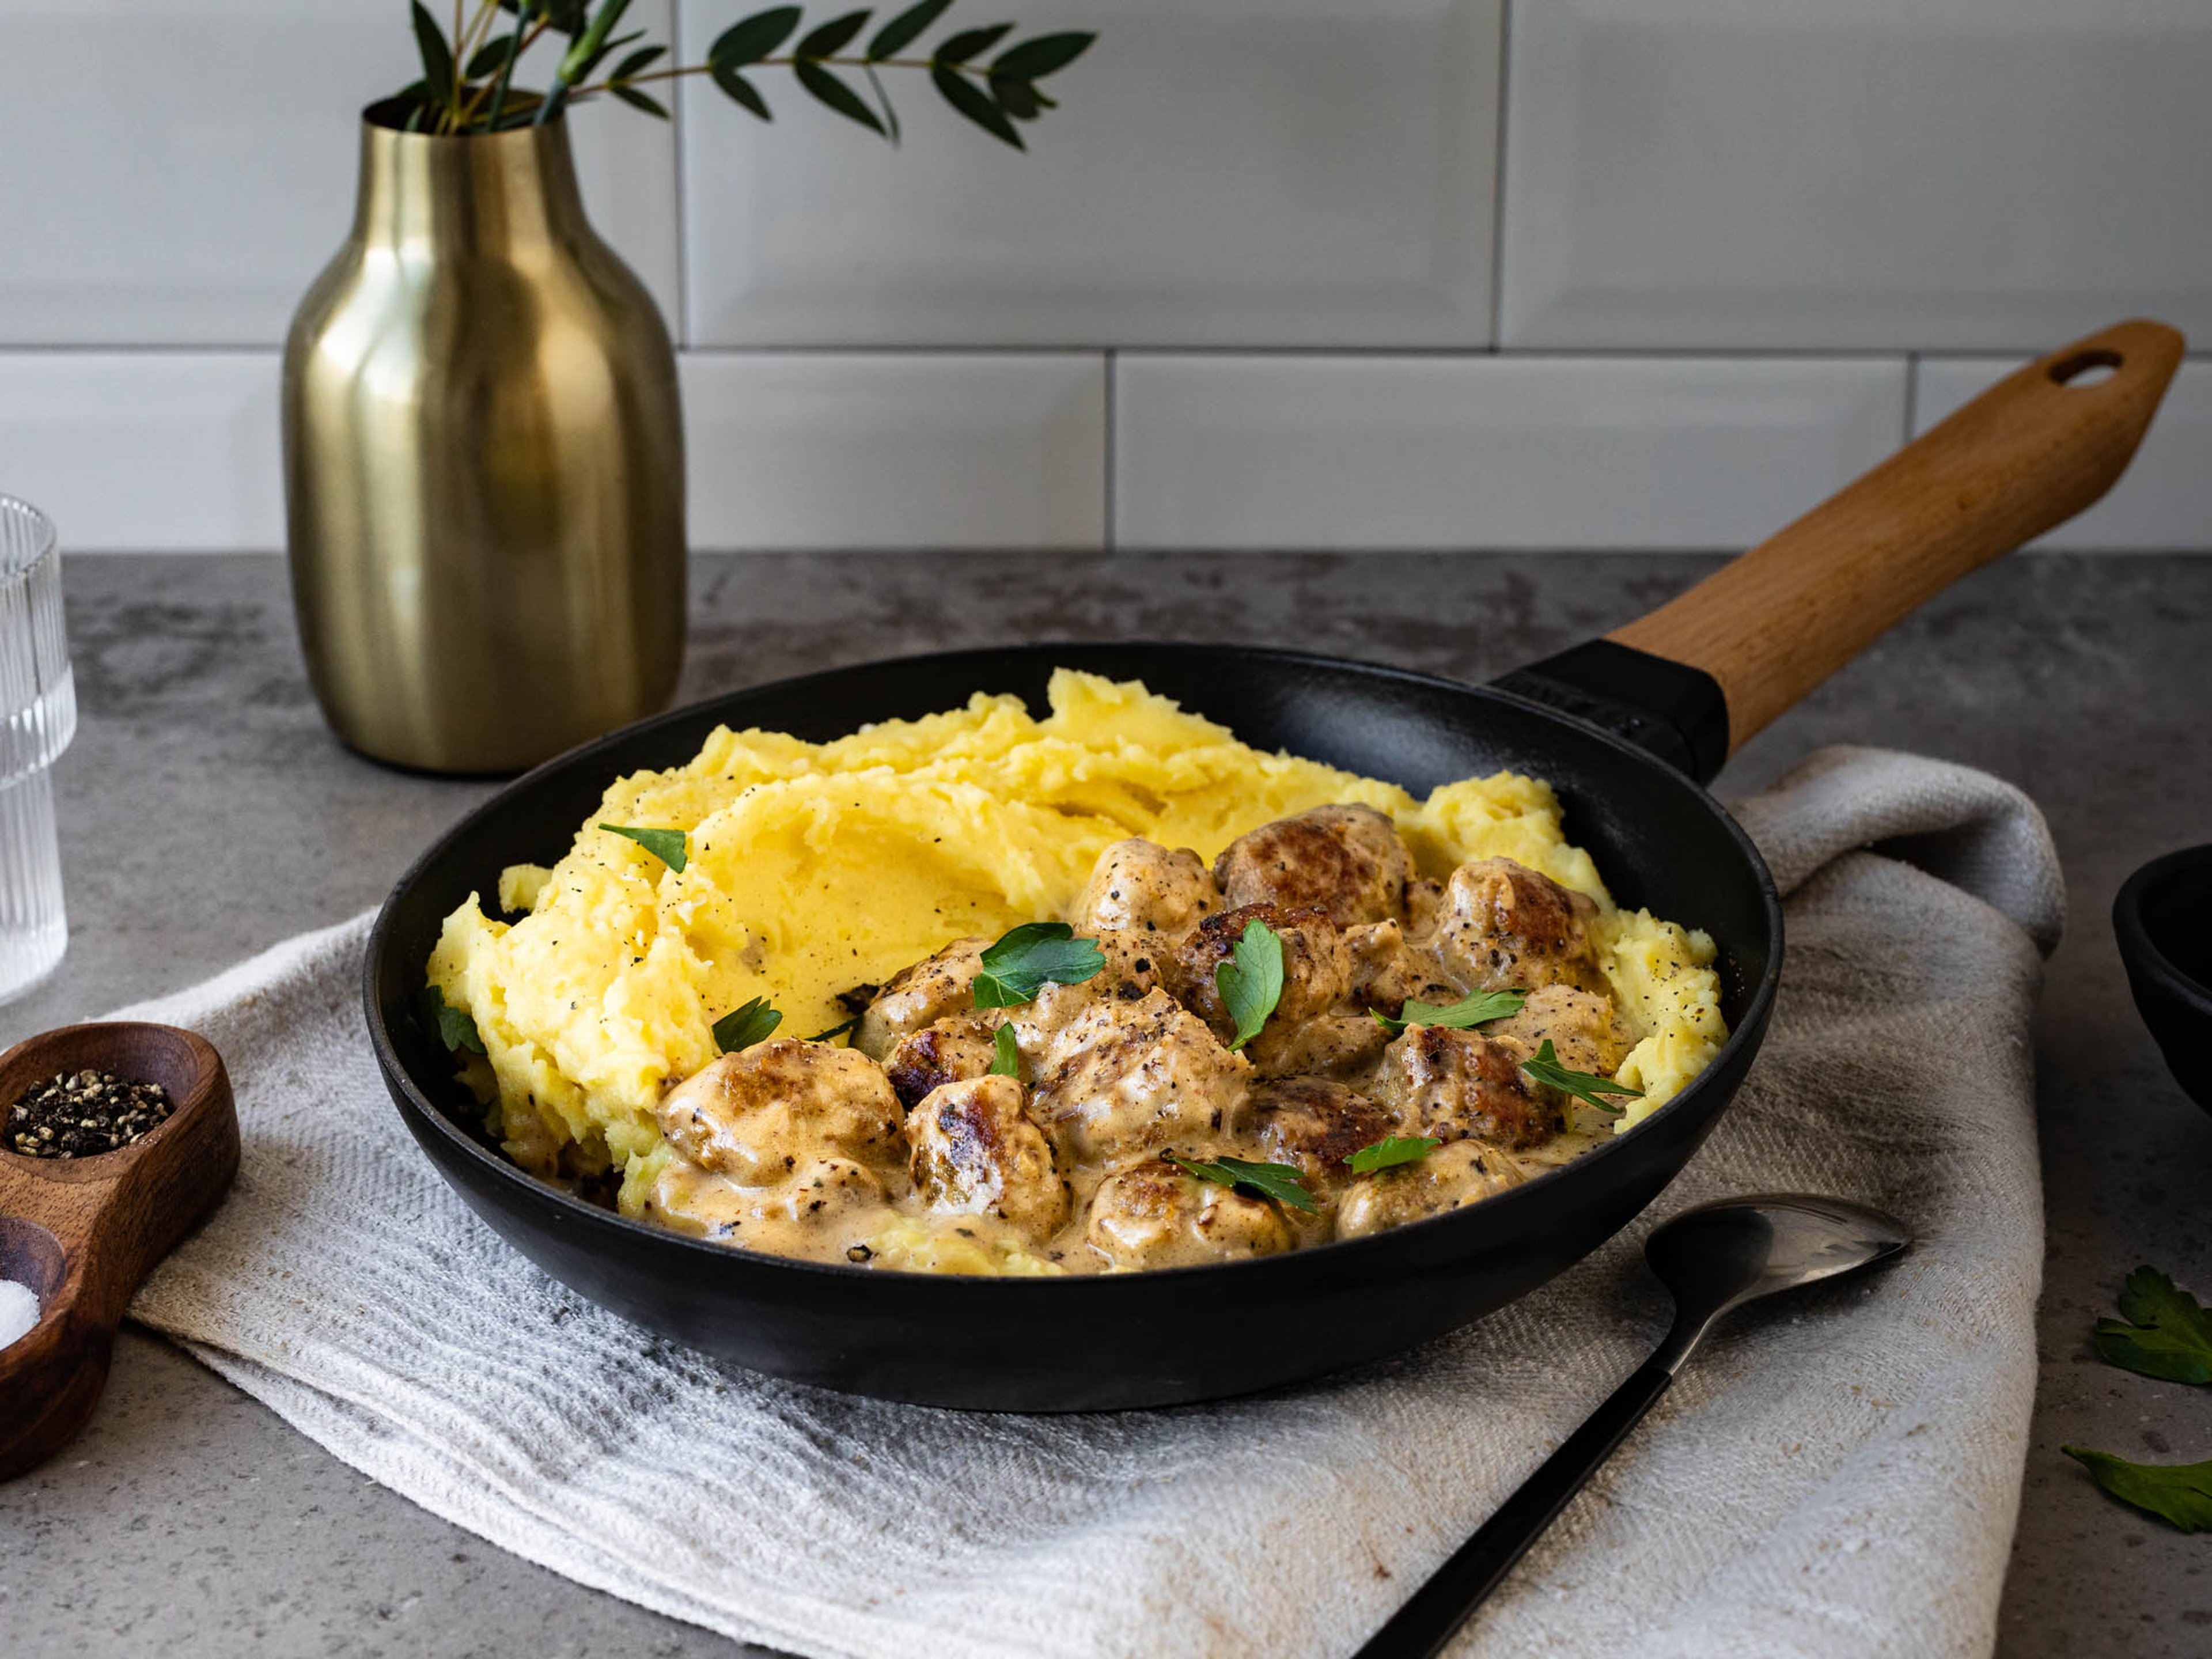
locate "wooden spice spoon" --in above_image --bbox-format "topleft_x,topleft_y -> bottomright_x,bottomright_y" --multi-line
0,1022 -> 237,1480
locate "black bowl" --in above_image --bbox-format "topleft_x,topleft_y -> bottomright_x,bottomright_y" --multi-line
2114,843 -> 2212,1115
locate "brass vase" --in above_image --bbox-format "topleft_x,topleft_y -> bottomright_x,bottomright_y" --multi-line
283,100 -> 685,774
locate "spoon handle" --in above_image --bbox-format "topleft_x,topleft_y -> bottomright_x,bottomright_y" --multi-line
1353,1361 -> 1676,1659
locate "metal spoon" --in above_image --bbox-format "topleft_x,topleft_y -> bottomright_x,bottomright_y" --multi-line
1354,1194 -> 1911,1659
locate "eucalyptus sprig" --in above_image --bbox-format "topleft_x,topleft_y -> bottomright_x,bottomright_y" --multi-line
393,0 -> 1094,148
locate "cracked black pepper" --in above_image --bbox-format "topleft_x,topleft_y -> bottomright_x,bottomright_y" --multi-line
7,1069 -> 174,1158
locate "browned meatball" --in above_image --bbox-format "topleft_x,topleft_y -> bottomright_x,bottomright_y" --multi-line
1067,839 -> 1222,938
1031,988 -> 1249,1162
882,1011 -> 1002,1109
907,1074 -> 1069,1242
1430,858 -> 1605,994
1487,984 -> 1634,1077
1248,1012 -> 1391,1081
1166,902 -> 1352,1047
1247,1077 -> 1395,1195
656,1039 -> 906,1183
1213,804 -> 1414,927
854,936 -> 988,1060
1342,919 -> 1463,1015
1335,1141 -> 1529,1238
1371,1025 -> 1558,1149
1086,1155 -> 1292,1269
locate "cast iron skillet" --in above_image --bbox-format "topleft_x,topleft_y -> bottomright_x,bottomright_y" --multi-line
365,321 -> 2181,1411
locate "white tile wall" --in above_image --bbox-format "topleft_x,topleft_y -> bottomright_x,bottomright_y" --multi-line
676,0 -> 1503,348
0,1 -> 680,344
681,353 -> 1105,548
1115,355 -> 1907,550
1499,0 -> 2212,351
1914,357 -> 2212,550
0,0 -> 2206,552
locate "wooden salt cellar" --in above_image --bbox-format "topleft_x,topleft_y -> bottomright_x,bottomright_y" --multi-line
0,1023 -> 237,1480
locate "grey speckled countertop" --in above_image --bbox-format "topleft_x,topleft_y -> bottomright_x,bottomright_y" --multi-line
3,551 -> 2209,1658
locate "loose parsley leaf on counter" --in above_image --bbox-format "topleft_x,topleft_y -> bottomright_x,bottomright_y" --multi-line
713,997 -> 782,1053
2093,1266 -> 2212,1385
808,1016 -> 860,1044
599,823 -> 688,872
972,921 -> 1106,1008
2063,1448 -> 2212,1532
988,1022 -> 1021,1077
1215,918 -> 1285,1050
1370,988 -> 1527,1037
1347,1134 -> 1441,1175
1165,1152 -> 1318,1214
1520,1039 -> 1643,1116
419,986 -> 487,1055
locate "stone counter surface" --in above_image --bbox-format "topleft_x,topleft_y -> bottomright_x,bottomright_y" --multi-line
2,551 -> 2207,1658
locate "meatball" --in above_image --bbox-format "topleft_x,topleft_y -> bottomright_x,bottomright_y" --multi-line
1086,1156 -> 1292,1270
1166,902 -> 1351,1047
1019,929 -> 1164,1037
1335,1141 -> 1529,1239
907,1074 -> 1069,1242
1342,919 -> 1463,1015
1031,988 -> 1249,1162
854,937 -> 988,1060
656,1039 -> 906,1183
882,1011 -> 1002,1109
1430,858 -> 1605,994
1247,1077 -> 1395,1195
1488,984 -> 1634,1077
1067,839 -> 1222,938
1370,1025 -> 1558,1149
1213,804 -> 1414,927
1248,1012 -> 1390,1081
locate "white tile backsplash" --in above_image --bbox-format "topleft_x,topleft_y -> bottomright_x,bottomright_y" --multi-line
1499,0 -> 2212,352
0,1 -> 680,346
0,353 -> 282,551
681,353 -> 1105,548
1914,357 -> 2212,550
1114,354 -> 1907,551
677,0 -> 1503,348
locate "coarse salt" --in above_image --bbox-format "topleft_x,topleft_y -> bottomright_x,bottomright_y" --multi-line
0,1278 -> 39,1349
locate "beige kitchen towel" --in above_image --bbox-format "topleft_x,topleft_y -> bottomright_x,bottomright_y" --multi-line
120,744 -> 2060,1659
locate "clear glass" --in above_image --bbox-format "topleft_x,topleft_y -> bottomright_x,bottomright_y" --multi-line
0,498 -> 72,1001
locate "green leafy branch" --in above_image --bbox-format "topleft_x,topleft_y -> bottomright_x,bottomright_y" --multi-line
394,0 -> 1095,148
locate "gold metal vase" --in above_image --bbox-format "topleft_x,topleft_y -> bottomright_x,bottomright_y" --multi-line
283,100 -> 685,774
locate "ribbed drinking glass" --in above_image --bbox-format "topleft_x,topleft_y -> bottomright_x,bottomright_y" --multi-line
0,498 -> 73,1000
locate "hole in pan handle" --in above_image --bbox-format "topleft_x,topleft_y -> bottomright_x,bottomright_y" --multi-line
1495,318 -> 2187,783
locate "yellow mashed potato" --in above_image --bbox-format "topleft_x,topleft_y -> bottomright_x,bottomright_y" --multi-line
428,671 -> 1725,1223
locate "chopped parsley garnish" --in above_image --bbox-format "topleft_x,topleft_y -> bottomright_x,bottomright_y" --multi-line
988,1022 -> 1021,1077
712,997 -> 782,1053
2093,1266 -> 2212,1385
419,986 -> 486,1055
972,921 -> 1106,1009
2062,1448 -> 2212,1533
1165,1152 -> 1318,1214
599,823 -> 688,872
808,1016 -> 860,1044
1370,988 -> 1526,1036
1215,918 -> 1285,1050
1520,1038 -> 1643,1116
1347,1134 -> 1441,1174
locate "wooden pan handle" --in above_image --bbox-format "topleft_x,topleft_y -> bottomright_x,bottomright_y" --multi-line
1608,318 -> 2186,755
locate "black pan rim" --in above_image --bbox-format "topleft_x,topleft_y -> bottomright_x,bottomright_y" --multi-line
363,639 -> 1785,1294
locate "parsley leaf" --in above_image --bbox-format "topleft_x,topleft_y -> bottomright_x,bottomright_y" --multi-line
1215,918 -> 1285,1050
807,1016 -> 859,1044
599,823 -> 688,872
2093,1266 -> 2212,1386
1165,1152 -> 1318,1214
2063,1448 -> 2212,1532
1347,1134 -> 1441,1174
712,997 -> 782,1053
1520,1038 -> 1643,1115
1370,988 -> 1527,1037
419,985 -> 486,1055
987,1022 -> 1021,1077
972,921 -> 1107,1009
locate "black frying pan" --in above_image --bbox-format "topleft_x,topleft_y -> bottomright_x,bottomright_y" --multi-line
364,321 -> 2181,1411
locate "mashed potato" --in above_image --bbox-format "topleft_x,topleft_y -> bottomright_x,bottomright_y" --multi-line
427,671 -> 1724,1212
